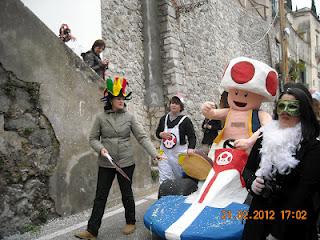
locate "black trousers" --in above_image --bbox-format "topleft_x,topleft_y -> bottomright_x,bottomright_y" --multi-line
87,165 -> 135,236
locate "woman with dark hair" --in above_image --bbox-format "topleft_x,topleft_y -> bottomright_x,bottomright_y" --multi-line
75,77 -> 162,239
81,39 -> 109,79
156,94 -> 196,183
242,85 -> 320,240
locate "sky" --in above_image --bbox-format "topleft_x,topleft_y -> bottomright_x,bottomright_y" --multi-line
20,0 -> 101,56
292,0 -> 320,13
20,0 -> 319,56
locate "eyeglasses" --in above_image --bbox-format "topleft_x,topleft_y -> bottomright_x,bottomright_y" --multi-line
276,99 -> 300,117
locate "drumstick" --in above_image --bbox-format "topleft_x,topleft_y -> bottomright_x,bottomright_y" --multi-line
104,153 -> 131,182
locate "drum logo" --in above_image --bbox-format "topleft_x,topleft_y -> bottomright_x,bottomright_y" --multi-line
163,133 -> 177,149
216,151 -> 233,165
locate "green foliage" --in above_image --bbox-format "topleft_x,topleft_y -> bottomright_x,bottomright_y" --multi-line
151,168 -> 159,182
23,223 -> 40,234
38,208 -> 49,223
288,59 -> 306,81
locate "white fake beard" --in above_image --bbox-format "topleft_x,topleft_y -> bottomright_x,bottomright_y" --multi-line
255,120 -> 302,180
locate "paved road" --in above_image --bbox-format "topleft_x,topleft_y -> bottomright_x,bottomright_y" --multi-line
4,193 -> 160,240
5,192 -> 320,240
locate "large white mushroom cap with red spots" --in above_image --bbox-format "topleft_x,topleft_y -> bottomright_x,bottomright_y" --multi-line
221,57 -> 278,102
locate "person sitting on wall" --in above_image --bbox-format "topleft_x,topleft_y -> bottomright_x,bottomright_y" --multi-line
59,23 -> 76,42
81,39 -> 109,80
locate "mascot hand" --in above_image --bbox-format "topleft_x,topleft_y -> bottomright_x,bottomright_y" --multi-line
234,138 -> 254,150
201,101 -> 216,118
251,177 -> 265,195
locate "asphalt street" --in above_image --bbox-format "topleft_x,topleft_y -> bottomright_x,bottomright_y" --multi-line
4,193 -> 160,240
4,191 -> 320,240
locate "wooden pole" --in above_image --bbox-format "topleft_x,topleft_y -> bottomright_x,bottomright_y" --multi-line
279,0 -> 289,83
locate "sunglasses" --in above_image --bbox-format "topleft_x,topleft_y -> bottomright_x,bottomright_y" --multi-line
276,99 -> 300,117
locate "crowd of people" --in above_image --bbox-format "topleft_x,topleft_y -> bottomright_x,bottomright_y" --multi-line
59,26 -> 320,240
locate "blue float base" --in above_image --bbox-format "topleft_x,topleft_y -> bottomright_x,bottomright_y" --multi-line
144,196 -> 249,240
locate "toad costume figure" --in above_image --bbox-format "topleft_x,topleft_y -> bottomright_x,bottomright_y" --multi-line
204,56 -> 278,153
179,57 -> 279,205
195,56 -> 278,206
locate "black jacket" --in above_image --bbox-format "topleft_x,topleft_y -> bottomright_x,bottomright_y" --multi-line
201,119 -> 222,145
242,137 -> 320,240
81,50 -> 107,79
156,114 -> 196,149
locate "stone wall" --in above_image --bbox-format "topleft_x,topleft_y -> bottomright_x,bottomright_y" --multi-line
101,0 -> 278,146
0,63 -> 59,237
158,0 -> 278,141
101,0 -> 166,153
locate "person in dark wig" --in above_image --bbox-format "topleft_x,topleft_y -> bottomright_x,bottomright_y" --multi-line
242,84 -> 320,240
75,77 -> 162,239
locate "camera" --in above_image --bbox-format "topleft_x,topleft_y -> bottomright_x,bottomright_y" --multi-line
63,28 -> 71,35
261,178 -> 282,198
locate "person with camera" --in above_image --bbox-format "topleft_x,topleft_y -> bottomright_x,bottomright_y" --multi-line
242,85 -> 320,240
81,39 -> 109,80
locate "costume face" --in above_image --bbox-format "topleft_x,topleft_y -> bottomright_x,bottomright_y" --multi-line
112,96 -> 125,111
278,94 -> 300,128
227,88 -> 264,111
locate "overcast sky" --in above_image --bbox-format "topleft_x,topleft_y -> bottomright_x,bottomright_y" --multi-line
21,0 -> 319,56
21,0 -> 101,56
292,0 -> 320,12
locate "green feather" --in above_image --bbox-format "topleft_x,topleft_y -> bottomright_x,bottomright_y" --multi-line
106,77 -> 113,93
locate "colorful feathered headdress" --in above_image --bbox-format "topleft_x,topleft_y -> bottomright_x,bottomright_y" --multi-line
101,76 -> 132,102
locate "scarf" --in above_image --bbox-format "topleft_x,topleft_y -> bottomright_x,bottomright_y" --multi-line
255,120 -> 302,180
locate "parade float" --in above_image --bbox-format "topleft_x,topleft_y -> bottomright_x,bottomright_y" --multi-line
144,57 -> 278,240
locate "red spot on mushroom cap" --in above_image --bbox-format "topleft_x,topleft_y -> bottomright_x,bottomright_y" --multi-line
231,61 -> 255,84
266,71 -> 278,96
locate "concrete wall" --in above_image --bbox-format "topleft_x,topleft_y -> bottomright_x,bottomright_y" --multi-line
0,0 -> 158,221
